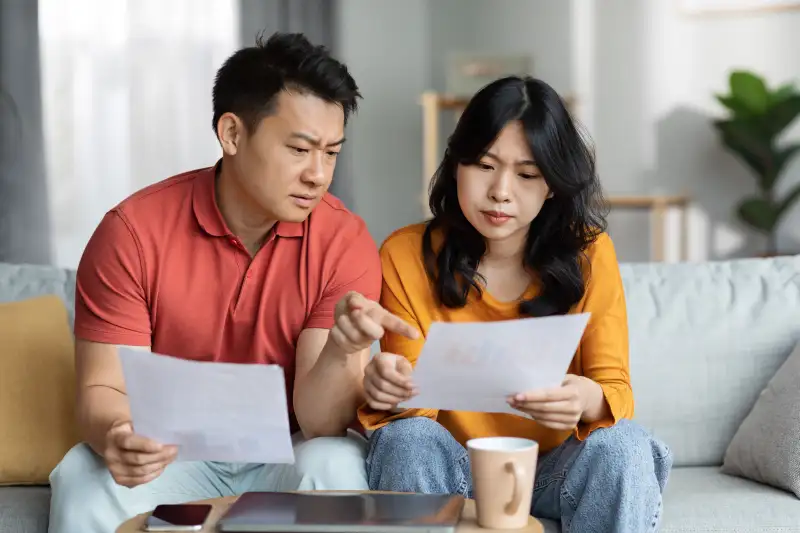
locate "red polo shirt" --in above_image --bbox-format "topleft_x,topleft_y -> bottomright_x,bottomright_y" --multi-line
74,163 -> 382,415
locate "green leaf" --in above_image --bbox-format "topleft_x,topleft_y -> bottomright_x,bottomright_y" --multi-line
730,71 -> 770,114
713,119 -> 772,180
764,95 -> 800,138
763,143 -> 800,190
716,94 -> 754,118
738,197 -> 780,232
777,181 -> 800,220
770,82 -> 797,104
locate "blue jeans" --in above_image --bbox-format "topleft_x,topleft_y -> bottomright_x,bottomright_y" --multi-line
367,417 -> 672,533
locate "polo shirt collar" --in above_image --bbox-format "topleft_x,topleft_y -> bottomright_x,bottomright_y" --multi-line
192,160 -> 305,239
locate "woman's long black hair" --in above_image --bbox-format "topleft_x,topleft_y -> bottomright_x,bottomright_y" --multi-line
422,76 -> 608,317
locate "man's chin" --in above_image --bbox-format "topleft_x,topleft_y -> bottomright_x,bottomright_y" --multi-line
279,205 -> 316,223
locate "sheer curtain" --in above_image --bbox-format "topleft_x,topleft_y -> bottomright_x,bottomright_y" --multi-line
39,0 -> 240,268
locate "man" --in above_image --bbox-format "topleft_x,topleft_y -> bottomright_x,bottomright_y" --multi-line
48,32 -> 417,533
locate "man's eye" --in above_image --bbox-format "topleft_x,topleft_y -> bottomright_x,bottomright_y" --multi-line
289,146 -> 308,154
326,151 -> 340,158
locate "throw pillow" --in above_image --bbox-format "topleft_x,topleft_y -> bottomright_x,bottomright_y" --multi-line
721,339 -> 800,497
0,295 -> 80,485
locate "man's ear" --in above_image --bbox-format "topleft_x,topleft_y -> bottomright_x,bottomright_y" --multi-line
217,113 -> 243,156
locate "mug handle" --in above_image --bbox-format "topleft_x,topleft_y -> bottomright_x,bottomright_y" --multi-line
504,460 -> 525,515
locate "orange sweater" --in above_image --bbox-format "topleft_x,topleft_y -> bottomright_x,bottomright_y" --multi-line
358,223 -> 633,454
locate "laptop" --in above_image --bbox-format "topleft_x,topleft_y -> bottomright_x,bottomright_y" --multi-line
217,491 -> 465,533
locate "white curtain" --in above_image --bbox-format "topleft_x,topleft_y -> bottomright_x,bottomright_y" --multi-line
39,0 -> 240,269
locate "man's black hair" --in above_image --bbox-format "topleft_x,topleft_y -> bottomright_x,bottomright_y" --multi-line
212,31 -> 361,135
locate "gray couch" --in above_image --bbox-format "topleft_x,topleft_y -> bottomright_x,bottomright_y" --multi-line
2,254 -> 800,532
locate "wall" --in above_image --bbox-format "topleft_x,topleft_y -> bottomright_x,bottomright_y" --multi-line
588,0 -> 800,261
336,0 -> 800,260
335,0 -> 431,245
336,0 -> 574,246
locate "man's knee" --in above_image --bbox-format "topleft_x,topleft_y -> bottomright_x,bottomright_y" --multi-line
294,430 -> 368,490
49,443 -> 113,532
50,442 -> 106,489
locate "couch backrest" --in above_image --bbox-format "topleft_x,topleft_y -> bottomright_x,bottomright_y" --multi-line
3,256 -> 799,468
620,255 -> 800,467
0,262 -> 77,329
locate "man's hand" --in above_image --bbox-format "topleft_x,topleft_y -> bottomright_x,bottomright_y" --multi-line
330,291 -> 419,354
364,352 -> 417,411
507,375 -> 604,431
103,421 -> 178,488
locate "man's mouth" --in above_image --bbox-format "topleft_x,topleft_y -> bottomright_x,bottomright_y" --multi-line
291,194 -> 317,208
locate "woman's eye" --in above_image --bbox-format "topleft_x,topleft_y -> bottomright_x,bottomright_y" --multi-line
477,162 -> 493,171
520,173 -> 539,180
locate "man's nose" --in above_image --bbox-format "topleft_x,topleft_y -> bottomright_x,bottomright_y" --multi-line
301,152 -> 325,186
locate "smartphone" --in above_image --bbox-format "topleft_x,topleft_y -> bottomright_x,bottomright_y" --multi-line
144,503 -> 213,531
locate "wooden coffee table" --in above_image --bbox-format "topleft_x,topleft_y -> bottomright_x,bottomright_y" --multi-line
117,493 -> 544,532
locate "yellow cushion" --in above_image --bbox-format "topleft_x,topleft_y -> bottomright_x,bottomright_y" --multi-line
0,295 -> 80,485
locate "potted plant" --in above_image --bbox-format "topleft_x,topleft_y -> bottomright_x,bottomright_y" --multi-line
713,70 -> 800,256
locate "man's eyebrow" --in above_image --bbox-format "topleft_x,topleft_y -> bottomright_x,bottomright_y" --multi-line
484,151 -> 536,166
289,132 -> 346,147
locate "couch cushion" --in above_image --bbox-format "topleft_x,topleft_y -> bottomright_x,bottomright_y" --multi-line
0,486 -> 50,533
722,338 -> 800,498
0,262 -> 76,329
659,467 -> 800,532
621,255 -> 800,467
0,296 -> 80,485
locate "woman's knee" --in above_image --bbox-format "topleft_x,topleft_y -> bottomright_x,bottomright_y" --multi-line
293,430 -> 369,490
366,417 -> 469,494
583,419 -> 673,486
369,417 -> 457,460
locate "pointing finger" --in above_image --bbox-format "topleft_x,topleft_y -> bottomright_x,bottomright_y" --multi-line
376,311 -> 419,340
347,291 -> 367,311
352,309 -> 385,340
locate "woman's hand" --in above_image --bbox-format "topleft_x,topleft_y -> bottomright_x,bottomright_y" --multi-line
363,352 -> 417,411
507,374 -> 606,431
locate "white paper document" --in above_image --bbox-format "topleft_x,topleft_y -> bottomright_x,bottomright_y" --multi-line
399,313 -> 591,415
118,347 -> 295,464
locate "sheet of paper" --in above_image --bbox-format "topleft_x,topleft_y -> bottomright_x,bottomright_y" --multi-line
399,313 -> 591,415
118,347 -> 295,464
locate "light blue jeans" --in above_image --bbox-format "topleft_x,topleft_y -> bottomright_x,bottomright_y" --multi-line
367,417 -> 673,533
48,431 -> 370,533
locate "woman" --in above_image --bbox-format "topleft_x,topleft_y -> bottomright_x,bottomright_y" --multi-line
358,76 -> 672,532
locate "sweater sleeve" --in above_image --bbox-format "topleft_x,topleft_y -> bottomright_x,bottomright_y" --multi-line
575,233 -> 634,440
357,235 -> 438,430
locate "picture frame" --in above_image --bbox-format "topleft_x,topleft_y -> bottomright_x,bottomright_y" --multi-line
445,52 -> 532,98
679,0 -> 800,14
